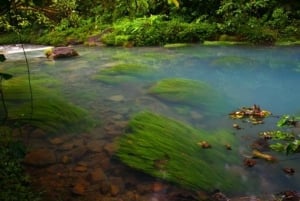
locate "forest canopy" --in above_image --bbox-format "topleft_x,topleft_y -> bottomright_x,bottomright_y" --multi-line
1,0 -> 300,45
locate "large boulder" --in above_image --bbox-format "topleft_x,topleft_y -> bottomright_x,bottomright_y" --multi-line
46,46 -> 79,59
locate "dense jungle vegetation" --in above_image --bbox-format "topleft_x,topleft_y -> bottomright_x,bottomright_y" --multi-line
1,0 -> 300,46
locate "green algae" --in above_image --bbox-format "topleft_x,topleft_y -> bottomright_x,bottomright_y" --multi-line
117,111 -> 252,193
164,43 -> 189,48
148,78 -> 227,114
2,77 -> 93,134
211,55 -> 256,69
93,63 -> 155,84
203,41 -> 249,46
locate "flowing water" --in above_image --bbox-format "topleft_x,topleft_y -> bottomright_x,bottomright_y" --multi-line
1,44 -> 300,199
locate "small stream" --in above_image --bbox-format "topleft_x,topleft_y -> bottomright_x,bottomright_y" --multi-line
1,44 -> 300,199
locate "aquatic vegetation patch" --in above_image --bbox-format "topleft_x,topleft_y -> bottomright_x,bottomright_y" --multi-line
117,111 -> 253,193
163,43 -> 189,48
211,55 -> 256,69
148,78 -> 227,114
2,77 -> 93,134
93,63 -> 155,84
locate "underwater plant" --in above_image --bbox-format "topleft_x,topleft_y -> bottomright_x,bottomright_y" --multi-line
92,63 -> 155,84
148,78 -> 228,115
2,77 -> 93,134
117,111 -> 255,193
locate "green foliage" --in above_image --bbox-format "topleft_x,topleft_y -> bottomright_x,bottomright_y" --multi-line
0,127 -> 41,201
117,111 -> 253,193
266,115 -> 300,155
101,16 -> 217,46
1,0 -> 300,45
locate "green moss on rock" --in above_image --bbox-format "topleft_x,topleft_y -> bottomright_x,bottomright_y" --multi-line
117,111 -> 252,193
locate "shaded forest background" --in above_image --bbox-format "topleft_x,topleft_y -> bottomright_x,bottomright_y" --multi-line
1,0 -> 300,46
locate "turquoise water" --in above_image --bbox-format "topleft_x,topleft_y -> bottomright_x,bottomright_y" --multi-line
1,45 -> 300,196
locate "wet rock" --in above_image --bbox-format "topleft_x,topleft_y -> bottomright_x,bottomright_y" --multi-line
86,34 -> 104,46
74,163 -> 88,172
210,190 -> 230,201
108,95 -> 124,102
57,137 -> 85,151
49,137 -> 65,145
24,148 -> 56,167
71,179 -> 89,196
99,180 -> 110,194
47,46 -> 79,59
137,184 -> 152,195
112,114 -> 123,120
86,140 -> 105,153
61,155 -> 71,164
109,177 -> 124,196
125,191 -> 141,201
66,146 -> 88,162
30,128 -> 47,138
104,142 -> 117,156
88,168 -> 106,183
152,182 -> 167,193
83,152 -> 111,170
110,184 -> 120,196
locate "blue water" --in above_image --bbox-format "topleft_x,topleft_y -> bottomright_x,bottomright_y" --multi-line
1,44 -> 300,197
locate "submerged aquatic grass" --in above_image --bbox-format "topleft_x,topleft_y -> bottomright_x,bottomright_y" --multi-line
3,76 -> 93,134
117,111 -> 255,193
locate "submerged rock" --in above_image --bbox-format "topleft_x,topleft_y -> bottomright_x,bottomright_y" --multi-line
24,148 -> 56,167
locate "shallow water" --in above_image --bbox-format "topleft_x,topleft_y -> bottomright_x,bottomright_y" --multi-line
1,44 -> 300,198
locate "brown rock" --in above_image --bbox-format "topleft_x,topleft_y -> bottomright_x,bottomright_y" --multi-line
86,140 -> 105,153
61,155 -> 71,164
99,180 -> 110,194
110,184 -> 120,196
49,137 -> 65,145
72,179 -> 89,196
47,46 -> 79,59
24,148 -> 56,167
109,177 -> 124,196
30,128 -> 47,138
89,168 -> 106,183
104,143 -> 117,156
74,164 -> 88,172
67,146 -> 88,162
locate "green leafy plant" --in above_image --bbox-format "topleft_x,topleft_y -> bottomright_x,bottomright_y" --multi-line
267,115 -> 300,155
0,126 -> 41,201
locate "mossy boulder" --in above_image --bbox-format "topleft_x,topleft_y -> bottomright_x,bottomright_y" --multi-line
2,77 -> 93,134
117,111 -> 253,193
93,63 -> 154,84
148,78 -> 227,114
